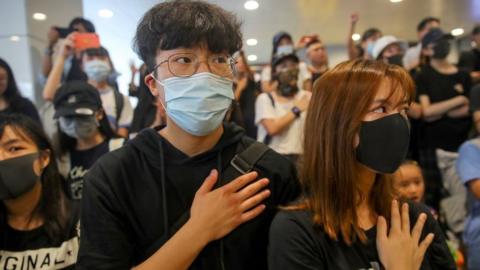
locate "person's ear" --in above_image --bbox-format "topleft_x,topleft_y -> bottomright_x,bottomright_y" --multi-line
145,73 -> 163,97
33,150 -> 51,176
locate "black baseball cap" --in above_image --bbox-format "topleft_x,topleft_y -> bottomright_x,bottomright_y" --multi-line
273,31 -> 293,48
421,28 -> 453,47
271,53 -> 299,71
53,81 -> 102,118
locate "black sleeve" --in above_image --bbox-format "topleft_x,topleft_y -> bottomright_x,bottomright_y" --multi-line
268,211 -> 324,270
415,69 -> 428,98
264,153 -> 301,205
77,161 -> 134,269
408,202 -> 456,270
470,85 -> 480,112
460,70 -> 473,98
458,51 -> 475,72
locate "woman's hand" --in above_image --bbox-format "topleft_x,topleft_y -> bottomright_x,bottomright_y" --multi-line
58,33 -> 75,59
189,169 -> 271,243
376,200 -> 435,270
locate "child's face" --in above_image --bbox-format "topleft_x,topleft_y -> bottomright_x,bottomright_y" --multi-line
393,164 -> 425,203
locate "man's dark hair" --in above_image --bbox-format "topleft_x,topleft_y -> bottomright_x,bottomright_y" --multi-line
473,25 -> 480,36
361,28 -> 381,42
417,17 -> 440,32
133,0 -> 243,71
69,17 -> 96,33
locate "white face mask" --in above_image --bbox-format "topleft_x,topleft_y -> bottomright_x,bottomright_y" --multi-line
84,59 -> 111,82
154,72 -> 234,136
276,45 -> 295,55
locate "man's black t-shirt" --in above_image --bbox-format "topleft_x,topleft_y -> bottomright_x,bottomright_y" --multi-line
0,202 -> 81,270
66,140 -> 109,200
416,65 -> 472,151
268,202 -> 456,270
77,123 -> 300,270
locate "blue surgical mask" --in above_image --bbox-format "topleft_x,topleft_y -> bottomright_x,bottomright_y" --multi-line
367,42 -> 375,58
59,116 -> 99,139
84,59 -> 111,82
276,45 -> 295,55
155,72 -> 234,136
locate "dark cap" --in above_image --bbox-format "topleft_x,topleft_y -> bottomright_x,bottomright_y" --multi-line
53,81 -> 102,118
473,25 -> 480,36
421,28 -> 453,47
271,53 -> 299,70
273,31 -> 293,48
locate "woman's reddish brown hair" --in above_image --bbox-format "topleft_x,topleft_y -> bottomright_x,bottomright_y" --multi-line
296,59 -> 415,244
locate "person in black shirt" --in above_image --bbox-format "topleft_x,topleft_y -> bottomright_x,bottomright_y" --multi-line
52,81 -> 121,200
458,25 -> 480,85
269,59 -> 455,270
0,114 -> 80,269
0,58 -> 40,123
233,50 -> 259,139
77,2 -> 300,270
416,28 -> 472,209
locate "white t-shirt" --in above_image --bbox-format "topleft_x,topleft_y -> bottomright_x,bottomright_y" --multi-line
98,86 -> 133,130
403,43 -> 422,70
255,90 -> 310,155
261,62 -> 311,90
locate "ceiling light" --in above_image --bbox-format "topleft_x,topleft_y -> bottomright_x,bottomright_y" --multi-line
98,9 -> 114,18
451,28 -> 464,36
33,13 -> 47,21
352,33 -> 361,41
10,36 -> 20,42
244,1 -> 259,10
246,38 -> 258,46
247,54 -> 258,61
390,0 -> 403,3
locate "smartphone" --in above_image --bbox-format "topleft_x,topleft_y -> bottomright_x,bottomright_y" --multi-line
74,33 -> 100,51
55,27 -> 72,38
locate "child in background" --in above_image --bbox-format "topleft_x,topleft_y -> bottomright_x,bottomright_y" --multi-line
393,160 -> 465,269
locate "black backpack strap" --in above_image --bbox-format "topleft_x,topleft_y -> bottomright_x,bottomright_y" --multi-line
230,141 -> 270,175
267,92 -> 275,107
113,90 -> 124,129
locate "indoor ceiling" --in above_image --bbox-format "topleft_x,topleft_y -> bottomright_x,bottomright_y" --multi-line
83,0 -> 480,64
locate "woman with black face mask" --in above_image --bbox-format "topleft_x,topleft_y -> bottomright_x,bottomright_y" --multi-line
0,114 -> 80,269
415,28 -> 472,210
53,81 -> 123,200
255,53 -> 311,163
268,59 -> 456,270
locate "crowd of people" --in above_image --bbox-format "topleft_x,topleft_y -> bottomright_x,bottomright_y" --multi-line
0,0 -> 480,269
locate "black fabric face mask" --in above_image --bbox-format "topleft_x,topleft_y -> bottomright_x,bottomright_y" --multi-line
386,54 -> 404,67
276,68 -> 299,97
0,153 -> 39,199
432,39 -> 451,59
356,113 -> 410,174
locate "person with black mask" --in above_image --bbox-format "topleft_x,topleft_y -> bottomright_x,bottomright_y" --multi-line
416,28 -> 472,210
268,59 -> 455,270
0,114 -> 80,269
458,25 -> 480,86
261,31 -> 312,92
255,53 -> 311,163
76,1 -> 300,269
42,17 -> 96,82
43,44 -> 133,138
372,35 -> 408,67
53,81 -> 123,200
0,58 -> 40,123
305,37 -> 329,88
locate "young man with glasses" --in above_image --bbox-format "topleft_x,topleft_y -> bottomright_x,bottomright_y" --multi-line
77,1 -> 300,270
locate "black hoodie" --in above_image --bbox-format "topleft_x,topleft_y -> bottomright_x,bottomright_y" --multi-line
77,123 -> 300,269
